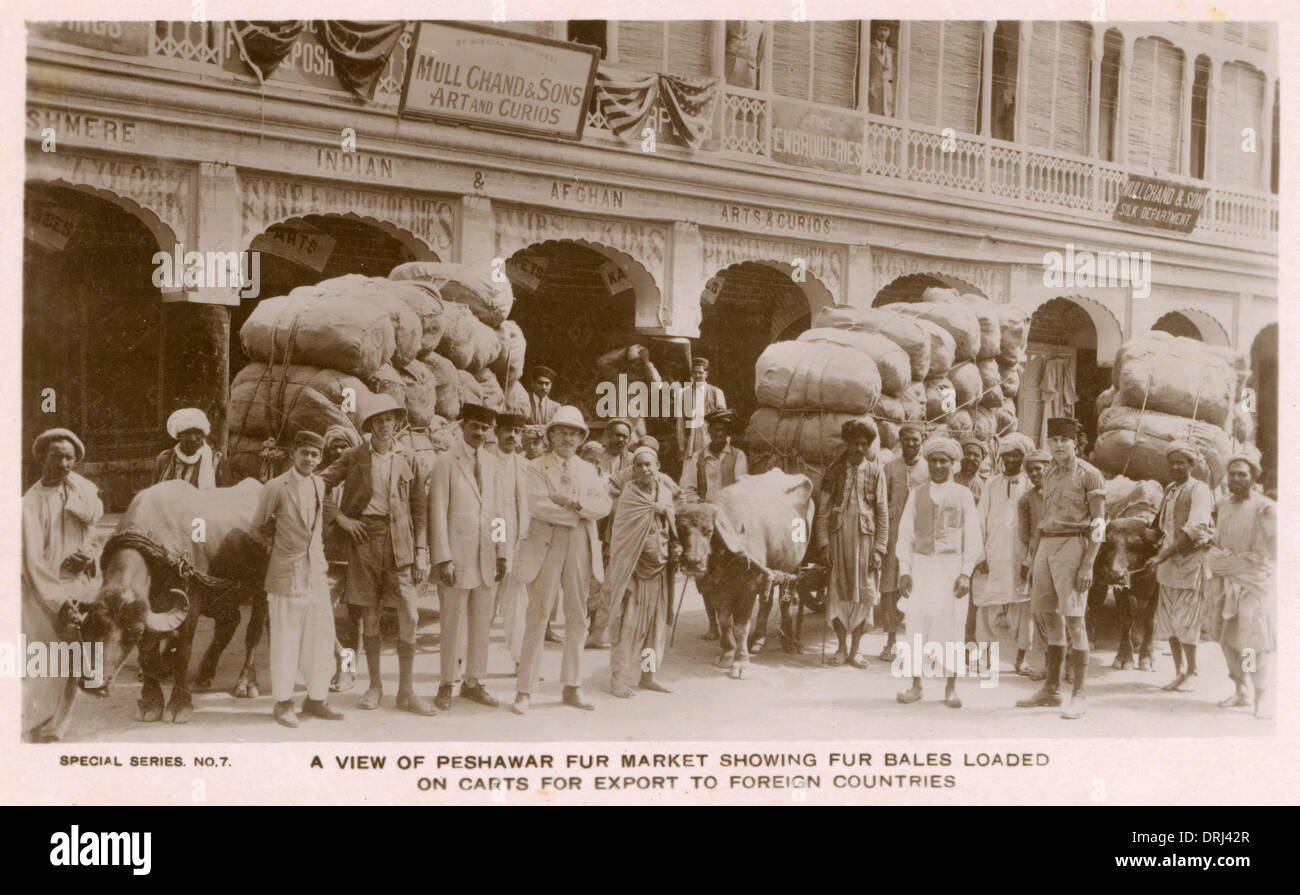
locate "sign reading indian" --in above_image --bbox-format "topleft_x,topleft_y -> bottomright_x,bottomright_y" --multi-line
1111,174 -> 1208,234
401,22 -> 598,140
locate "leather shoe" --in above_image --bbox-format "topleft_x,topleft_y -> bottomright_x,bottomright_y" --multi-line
1016,686 -> 1064,708
300,698 -> 344,720
461,682 -> 500,707
273,700 -> 299,728
396,691 -> 437,716
562,685 -> 594,711
434,684 -> 455,711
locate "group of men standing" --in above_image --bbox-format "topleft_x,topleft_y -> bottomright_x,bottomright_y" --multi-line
812,415 -> 1277,720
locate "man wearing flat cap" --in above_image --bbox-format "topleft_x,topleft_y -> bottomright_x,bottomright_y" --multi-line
525,366 -> 560,427
429,404 -> 507,711
814,419 -> 889,669
22,428 -> 103,609
677,356 -> 727,460
154,407 -> 231,488
320,393 -> 433,715
252,430 -> 344,728
1145,439 -> 1215,694
1206,454 -> 1276,718
972,433 -> 1036,676
1017,418 -> 1105,718
893,436 -> 983,708
512,405 -> 612,714
879,421 -> 928,661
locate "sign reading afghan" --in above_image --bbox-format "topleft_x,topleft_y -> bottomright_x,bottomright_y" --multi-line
401,22 -> 598,140
770,100 -> 864,175
1112,174 -> 1208,234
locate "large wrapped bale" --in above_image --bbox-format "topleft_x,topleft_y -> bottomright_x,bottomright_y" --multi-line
797,327 -> 911,397
878,420 -> 899,451
1232,404 -> 1255,444
810,306 -> 932,381
997,360 -> 1022,400
397,418 -> 457,480
418,350 -> 462,420
434,302 -> 501,373
943,407 -> 974,435
399,360 -> 439,428
887,302 -> 981,362
948,362 -> 984,411
904,380 -> 927,410
972,407 -> 997,440
386,280 -> 446,355
390,261 -> 514,327
1113,334 -> 1237,427
923,288 -> 1002,362
366,363 -> 406,408
229,363 -> 372,441
745,408 -> 883,468
474,367 -> 506,411
901,396 -> 926,421
490,320 -> 527,389
319,275 -> 422,369
888,313 -> 955,375
1104,475 -> 1165,519
457,369 -> 483,407
1093,405 -> 1230,485
754,341 -> 882,414
240,291 -> 394,380
1095,386 -> 1116,418
1139,330 -> 1250,398
1000,312 -> 1030,365
506,380 -> 531,417
924,376 -> 955,421
873,393 -> 906,424
994,406 -> 1017,436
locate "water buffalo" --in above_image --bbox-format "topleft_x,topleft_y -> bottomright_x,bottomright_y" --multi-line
62,480 -> 269,723
677,470 -> 814,677
1086,513 -> 1160,671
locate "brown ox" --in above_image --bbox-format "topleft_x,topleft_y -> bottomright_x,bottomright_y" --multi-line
60,480 -> 270,724
676,470 -> 814,677
1086,514 -> 1160,672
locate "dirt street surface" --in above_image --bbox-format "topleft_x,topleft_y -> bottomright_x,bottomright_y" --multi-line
62,582 -> 1267,743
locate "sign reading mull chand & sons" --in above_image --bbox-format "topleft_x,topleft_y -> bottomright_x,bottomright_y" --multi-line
1111,173 -> 1208,234
400,22 -> 598,141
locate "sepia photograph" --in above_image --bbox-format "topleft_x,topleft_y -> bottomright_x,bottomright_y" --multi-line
9,6 -> 1288,808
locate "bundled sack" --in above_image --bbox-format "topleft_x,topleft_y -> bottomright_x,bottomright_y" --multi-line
1093,405 -> 1231,485
754,341 -> 882,414
998,360 -> 1022,400
390,261 -> 514,328
435,302 -> 501,373
948,362 -> 984,411
397,419 -> 457,480
745,408 -> 884,467
505,380 -> 531,417
418,350 -> 462,421
490,320 -> 527,389
810,306 -> 932,381
1103,475 -> 1165,520
994,406 -> 1017,437
872,393 -> 906,424
385,280 -> 446,356
1095,386 -> 1116,418
457,369 -> 483,406
924,376 -> 956,421
972,406 -> 998,440
399,360 -> 439,428
797,327 -> 911,397
229,363 -> 373,441
885,313 -> 956,376
922,288 -> 1002,362
319,275 -> 422,369
886,302 -> 981,362
901,396 -> 926,421
1139,330 -> 1250,398
1112,334 -> 1238,428
943,407 -> 974,435
366,363 -> 406,408
474,367 -> 506,411
240,291 -> 395,380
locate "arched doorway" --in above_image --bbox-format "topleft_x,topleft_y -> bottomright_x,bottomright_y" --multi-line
1151,308 -> 1231,346
24,183 -> 166,507
1250,323 -> 1277,493
696,262 -> 822,437
230,214 -> 427,376
872,272 -> 986,306
1021,296 -> 1121,447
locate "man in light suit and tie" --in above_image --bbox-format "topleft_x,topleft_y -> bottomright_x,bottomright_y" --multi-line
525,366 -> 560,427
492,413 -> 532,667
512,405 -> 612,715
252,430 -> 345,728
676,357 -> 727,460
430,404 -> 508,711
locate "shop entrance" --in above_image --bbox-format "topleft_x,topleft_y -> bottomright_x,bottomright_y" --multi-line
1021,297 -> 1118,448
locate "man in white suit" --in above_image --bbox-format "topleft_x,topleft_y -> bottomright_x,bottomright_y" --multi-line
430,404 -> 508,711
512,405 -> 612,714
492,413 -> 532,666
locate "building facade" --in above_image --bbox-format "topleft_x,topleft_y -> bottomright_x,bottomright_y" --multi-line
24,19 -> 1279,505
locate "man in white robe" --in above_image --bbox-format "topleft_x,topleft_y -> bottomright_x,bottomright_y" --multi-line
22,428 -> 103,610
894,437 -> 983,708
972,433 -> 1035,675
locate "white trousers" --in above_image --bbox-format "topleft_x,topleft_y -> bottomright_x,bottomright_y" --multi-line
439,584 -> 495,686
499,574 -> 528,664
518,526 -> 592,693
269,593 -> 335,703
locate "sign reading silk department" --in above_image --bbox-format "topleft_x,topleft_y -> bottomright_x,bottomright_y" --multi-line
401,22 -> 599,140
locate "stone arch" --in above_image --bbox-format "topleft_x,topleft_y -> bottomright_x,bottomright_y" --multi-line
27,177 -> 181,266
1152,308 -> 1231,346
508,238 -> 661,331
243,212 -> 440,264
872,272 -> 988,306
712,259 -> 836,323
1032,293 -> 1125,363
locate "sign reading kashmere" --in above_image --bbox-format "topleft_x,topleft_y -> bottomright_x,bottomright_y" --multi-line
401,22 -> 599,140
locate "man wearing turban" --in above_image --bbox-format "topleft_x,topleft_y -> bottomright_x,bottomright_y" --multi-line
879,421 -> 928,661
1146,440 -> 1215,694
154,407 -> 231,488
972,433 -> 1036,676
893,436 -> 983,707
814,419 -> 889,669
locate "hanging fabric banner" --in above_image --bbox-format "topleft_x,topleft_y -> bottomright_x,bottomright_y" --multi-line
594,68 -> 719,150
230,20 -> 307,83
230,21 -> 406,100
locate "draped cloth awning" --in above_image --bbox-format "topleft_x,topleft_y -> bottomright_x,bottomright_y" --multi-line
594,68 -> 719,149
231,21 -> 407,100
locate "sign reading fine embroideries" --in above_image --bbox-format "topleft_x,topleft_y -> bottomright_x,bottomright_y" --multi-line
1111,174 -> 1208,234
401,22 -> 598,140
